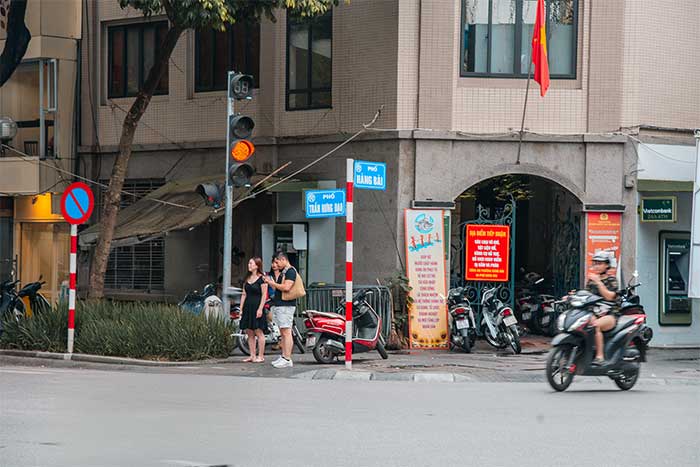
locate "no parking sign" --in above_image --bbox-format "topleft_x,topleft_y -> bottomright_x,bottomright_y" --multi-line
60,182 -> 95,354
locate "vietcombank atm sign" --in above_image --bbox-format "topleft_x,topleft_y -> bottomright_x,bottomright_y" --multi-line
641,197 -> 676,222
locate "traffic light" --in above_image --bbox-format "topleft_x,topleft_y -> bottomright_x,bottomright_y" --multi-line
228,115 -> 255,187
196,183 -> 224,209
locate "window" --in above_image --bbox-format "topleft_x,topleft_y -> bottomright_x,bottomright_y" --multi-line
101,180 -> 165,292
108,21 -> 169,98
195,22 -> 261,93
286,11 -> 332,110
461,0 -> 577,78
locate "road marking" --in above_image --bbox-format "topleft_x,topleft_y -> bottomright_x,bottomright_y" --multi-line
0,368 -> 65,376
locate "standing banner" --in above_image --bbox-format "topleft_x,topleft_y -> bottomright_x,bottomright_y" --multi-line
585,212 -> 622,278
465,224 -> 511,282
405,209 -> 449,349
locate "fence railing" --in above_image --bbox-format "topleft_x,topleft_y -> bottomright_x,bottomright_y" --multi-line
298,284 -> 393,339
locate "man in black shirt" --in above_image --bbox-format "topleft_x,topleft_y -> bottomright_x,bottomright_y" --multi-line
263,251 -> 297,368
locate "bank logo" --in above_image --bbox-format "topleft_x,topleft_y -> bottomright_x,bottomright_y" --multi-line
414,213 -> 435,234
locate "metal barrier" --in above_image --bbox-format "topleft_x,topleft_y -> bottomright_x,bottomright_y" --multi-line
298,284 -> 394,339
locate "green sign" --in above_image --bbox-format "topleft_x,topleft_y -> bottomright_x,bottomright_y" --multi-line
640,197 -> 676,222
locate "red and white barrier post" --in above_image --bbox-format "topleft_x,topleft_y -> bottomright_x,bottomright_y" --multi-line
345,158 -> 354,369
68,224 -> 77,353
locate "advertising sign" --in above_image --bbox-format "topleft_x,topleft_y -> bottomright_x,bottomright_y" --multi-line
354,160 -> 386,190
405,209 -> 449,349
585,212 -> 622,277
465,224 -> 511,282
640,197 -> 676,222
304,189 -> 346,218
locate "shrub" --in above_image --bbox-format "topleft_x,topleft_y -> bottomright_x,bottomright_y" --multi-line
0,301 -> 234,361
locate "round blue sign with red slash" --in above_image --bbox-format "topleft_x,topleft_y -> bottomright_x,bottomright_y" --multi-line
61,182 -> 95,225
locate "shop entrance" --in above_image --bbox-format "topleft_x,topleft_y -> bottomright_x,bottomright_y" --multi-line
451,175 -> 583,310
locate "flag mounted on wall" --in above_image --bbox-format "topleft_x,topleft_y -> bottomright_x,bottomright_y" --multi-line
531,0 -> 550,96
0,0 -> 31,87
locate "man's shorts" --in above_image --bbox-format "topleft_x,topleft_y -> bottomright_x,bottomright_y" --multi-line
271,306 -> 295,329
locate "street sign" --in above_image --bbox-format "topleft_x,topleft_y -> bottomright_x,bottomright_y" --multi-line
641,197 -> 676,222
465,224 -> 511,282
60,182 -> 94,225
305,189 -> 346,218
354,160 -> 386,190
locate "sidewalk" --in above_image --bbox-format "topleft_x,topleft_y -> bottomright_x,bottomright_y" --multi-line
2,336 -> 698,385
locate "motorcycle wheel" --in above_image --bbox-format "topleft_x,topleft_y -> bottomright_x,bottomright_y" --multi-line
377,341 -> 389,359
461,332 -> 472,353
546,346 -> 575,392
312,338 -> 337,364
507,325 -> 521,354
613,369 -> 639,390
483,324 -> 507,349
292,324 -> 306,354
238,334 -> 253,356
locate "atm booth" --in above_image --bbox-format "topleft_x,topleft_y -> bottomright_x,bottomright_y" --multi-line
659,232 -> 692,325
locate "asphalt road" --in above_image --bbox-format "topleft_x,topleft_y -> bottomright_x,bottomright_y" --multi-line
1,365 -> 698,467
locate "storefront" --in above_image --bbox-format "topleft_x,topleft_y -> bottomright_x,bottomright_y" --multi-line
636,142 -> 700,346
12,193 -> 70,304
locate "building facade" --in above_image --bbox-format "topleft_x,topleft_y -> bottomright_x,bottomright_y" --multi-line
0,0 -> 81,303
78,1 -> 700,344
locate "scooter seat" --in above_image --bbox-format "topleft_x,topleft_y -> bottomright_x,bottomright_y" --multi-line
306,310 -> 344,320
604,316 -> 637,336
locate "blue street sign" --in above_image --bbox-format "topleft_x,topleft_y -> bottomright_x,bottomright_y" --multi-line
354,160 -> 386,190
305,189 -> 346,218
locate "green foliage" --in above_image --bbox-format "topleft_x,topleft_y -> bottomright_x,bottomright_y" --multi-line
1,301 -> 234,361
119,0 -> 341,30
383,271 -> 413,344
460,174 -> 533,202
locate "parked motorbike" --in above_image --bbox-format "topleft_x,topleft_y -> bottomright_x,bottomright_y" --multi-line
515,272 -> 558,336
447,287 -> 477,353
0,279 -> 24,335
304,289 -> 388,364
480,286 -> 521,354
546,279 -> 652,392
17,278 -> 51,318
235,304 -> 306,356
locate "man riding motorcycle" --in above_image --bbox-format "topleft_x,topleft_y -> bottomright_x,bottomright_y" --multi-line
585,251 -> 619,365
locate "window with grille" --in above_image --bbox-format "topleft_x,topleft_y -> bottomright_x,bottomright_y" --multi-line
100,179 -> 165,292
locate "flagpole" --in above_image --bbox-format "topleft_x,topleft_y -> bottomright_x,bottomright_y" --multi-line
516,62 -> 533,166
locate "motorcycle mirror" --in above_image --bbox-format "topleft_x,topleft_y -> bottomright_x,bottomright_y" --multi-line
38,274 -> 43,281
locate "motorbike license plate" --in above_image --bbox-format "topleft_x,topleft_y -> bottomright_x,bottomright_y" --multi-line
456,319 -> 470,330
306,335 -> 316,348
503,315 -> 517,327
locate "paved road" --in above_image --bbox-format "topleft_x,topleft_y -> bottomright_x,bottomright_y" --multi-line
1,365 -> 698,467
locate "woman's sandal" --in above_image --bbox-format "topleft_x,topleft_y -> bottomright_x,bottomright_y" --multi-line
243,357 -> 254,363
254,357 -> 265,363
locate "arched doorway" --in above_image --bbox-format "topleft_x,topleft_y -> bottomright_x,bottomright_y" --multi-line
450,174 -> 583,312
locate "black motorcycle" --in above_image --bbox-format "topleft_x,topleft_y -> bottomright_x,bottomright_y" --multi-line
447,287 -> 477,353
546,286 -> 652,392
0,279 -> 24,335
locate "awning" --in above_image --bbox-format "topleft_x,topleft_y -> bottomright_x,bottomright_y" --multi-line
79,175 -> 262,247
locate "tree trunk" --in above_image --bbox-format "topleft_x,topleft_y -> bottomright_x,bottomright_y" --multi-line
88,25 -> 183,298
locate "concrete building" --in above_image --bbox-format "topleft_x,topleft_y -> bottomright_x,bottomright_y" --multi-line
0,0 -> 81,303
77,1 -> 699,344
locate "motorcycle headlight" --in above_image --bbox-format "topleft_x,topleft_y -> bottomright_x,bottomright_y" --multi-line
556,313 -> 567,331
567,315 -> 589,332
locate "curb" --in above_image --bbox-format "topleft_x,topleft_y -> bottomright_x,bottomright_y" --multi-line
0,349 -> 235,367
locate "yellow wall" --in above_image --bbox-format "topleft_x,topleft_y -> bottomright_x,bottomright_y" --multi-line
14,193 -> 64,223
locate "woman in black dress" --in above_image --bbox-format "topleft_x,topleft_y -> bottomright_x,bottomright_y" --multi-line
240,257 -> 268,362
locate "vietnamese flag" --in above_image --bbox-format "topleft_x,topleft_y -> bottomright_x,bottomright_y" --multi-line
531,0 -> 550,96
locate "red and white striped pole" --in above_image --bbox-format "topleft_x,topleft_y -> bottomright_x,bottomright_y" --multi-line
345,158 -> 354,369
68,224 -> 77,354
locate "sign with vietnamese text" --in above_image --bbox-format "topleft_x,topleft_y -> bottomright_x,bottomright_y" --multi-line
405,209 -> 448,349
354,160 -> 386,190
465,224 -> 511,282
305,189 -> 346,218
641,197 -> 676,222
585,212 -> 622,277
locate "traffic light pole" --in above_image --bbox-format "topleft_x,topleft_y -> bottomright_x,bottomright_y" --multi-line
222,71 -> 235,317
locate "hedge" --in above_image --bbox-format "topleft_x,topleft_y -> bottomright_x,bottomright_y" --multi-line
0,301 -> 234,361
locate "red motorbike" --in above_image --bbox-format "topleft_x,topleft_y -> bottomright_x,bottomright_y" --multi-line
303,289 -> 389,364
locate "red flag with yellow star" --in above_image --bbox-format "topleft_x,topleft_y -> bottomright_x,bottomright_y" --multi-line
531,0 -> 550,96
